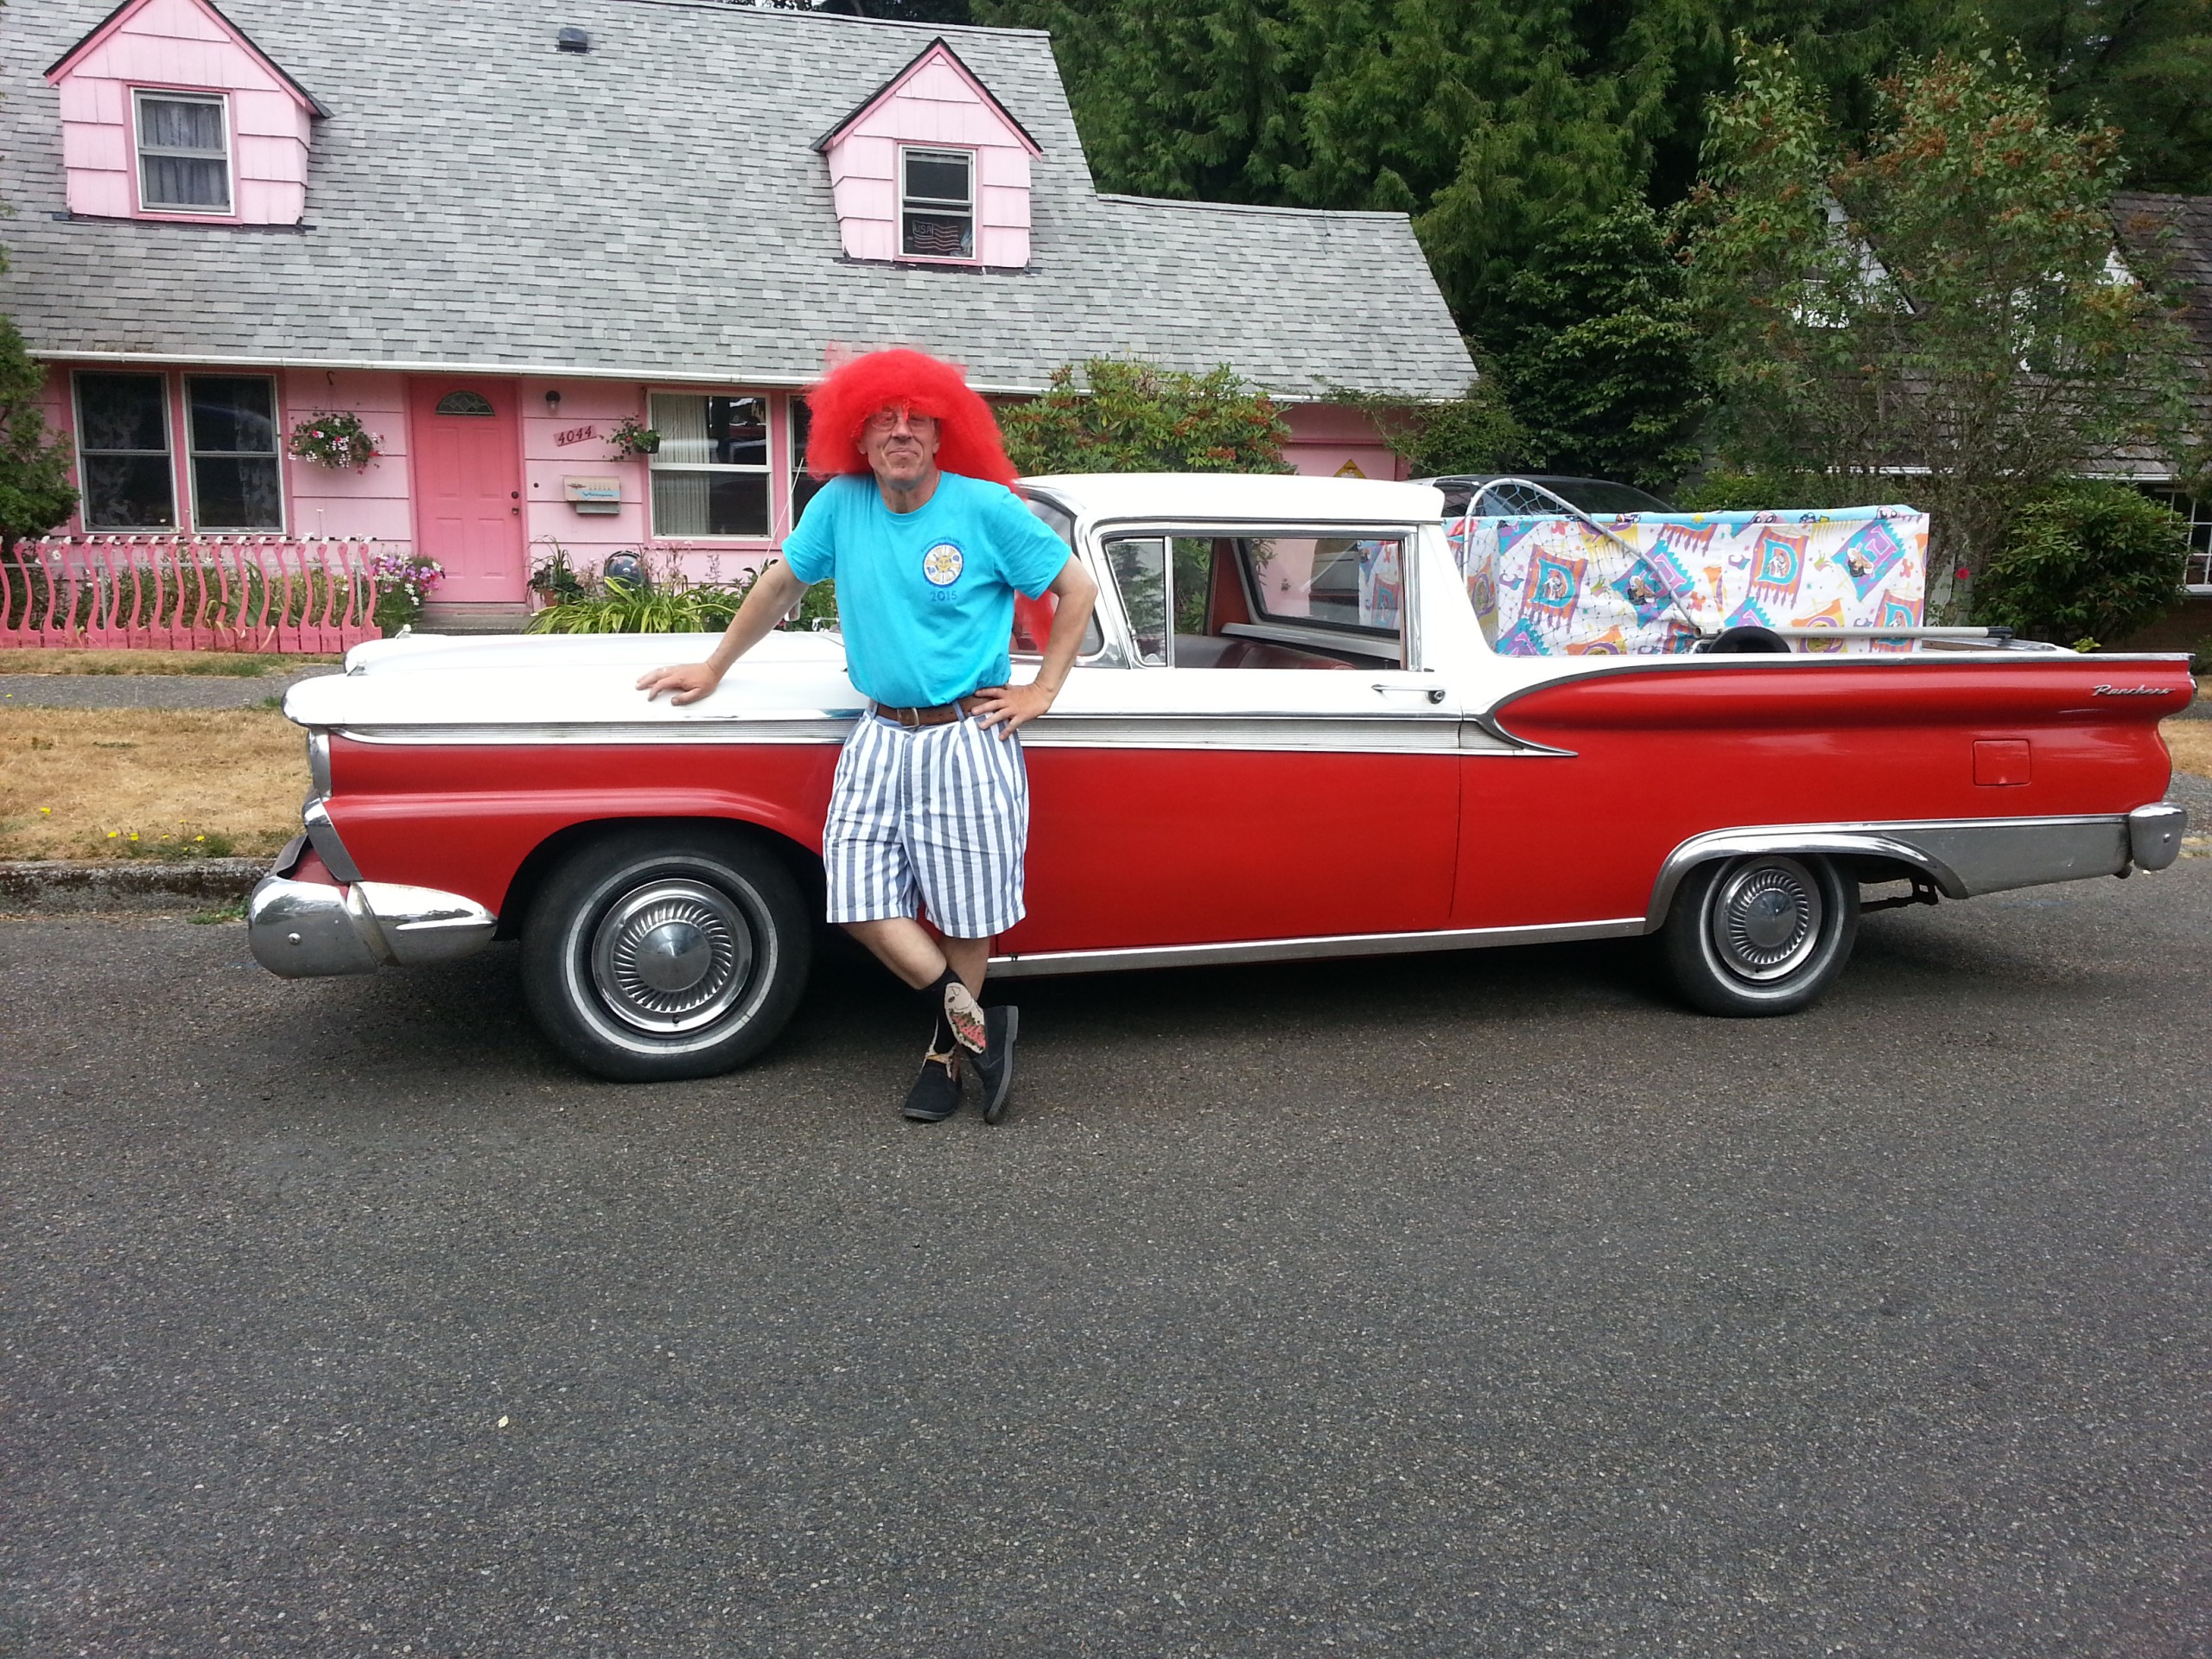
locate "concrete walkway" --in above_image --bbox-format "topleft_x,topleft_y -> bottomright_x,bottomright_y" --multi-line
0,667 -> 340,709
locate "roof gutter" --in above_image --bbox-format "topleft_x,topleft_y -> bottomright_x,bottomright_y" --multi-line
29,347 -> 1374,404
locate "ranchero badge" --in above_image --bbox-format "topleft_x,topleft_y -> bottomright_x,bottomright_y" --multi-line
921,542 -> 964,587
2091,684 -> 2168,697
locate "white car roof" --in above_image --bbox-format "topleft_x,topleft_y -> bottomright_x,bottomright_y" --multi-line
1022,472 -> 1446,524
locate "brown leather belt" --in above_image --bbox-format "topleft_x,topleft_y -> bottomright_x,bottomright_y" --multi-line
870,696 -> 977,728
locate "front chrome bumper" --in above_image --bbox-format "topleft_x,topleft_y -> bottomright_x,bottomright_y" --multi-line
248,837 -> 498,979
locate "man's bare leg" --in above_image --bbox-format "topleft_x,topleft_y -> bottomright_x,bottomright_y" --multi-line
843,918 -> 989,995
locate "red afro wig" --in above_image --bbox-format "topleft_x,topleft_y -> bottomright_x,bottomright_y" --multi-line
804,348 -> 1018,488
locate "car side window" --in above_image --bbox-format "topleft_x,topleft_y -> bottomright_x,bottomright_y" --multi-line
1102,537 -> 1168,664
1100,531 -> 1406,669
1013,495 -> 1103,659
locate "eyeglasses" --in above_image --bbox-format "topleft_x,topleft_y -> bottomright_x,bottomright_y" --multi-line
863,406 -> 938,433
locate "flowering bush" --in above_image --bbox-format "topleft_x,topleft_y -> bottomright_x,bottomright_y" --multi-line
370,550 -> 445,633
289,410 -> 382,470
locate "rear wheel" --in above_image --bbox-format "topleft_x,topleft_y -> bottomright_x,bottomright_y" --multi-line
521,826 -> 811,1081
1661,853 -> 1857,1017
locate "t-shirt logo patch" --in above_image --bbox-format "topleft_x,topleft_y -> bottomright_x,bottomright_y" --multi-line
920,541 -> 964,587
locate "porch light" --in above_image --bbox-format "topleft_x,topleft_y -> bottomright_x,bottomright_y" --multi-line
544,388 -> 563,416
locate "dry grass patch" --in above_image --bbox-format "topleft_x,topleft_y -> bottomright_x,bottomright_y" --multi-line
2165,717 -> 2212,781
0,708 -> 306,861
0,648 -> 336,677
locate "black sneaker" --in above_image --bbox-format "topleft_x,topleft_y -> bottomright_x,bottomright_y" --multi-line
901,1051 -> 963,1122
972,1006 -> 1019,1125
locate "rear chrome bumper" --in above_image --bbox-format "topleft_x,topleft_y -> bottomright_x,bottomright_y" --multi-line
248,838 -> 497,979
1649,804 -> 2190,926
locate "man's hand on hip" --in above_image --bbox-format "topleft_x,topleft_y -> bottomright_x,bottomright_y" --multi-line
637,663 -> 721,706
969,679 -> 1057,736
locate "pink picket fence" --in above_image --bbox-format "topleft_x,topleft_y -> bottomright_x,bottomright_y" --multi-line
0,536 -> 386,653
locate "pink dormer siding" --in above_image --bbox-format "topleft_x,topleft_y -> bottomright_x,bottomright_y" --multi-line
47,0 -> 320,226
819,41 -> 1039,268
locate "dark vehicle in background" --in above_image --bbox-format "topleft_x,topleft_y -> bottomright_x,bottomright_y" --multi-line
1424,475 -> 1676,518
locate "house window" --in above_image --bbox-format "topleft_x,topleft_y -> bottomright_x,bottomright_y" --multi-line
135,92 -> 232,214
186,375 -> 283,531
900,148 -> 974,259
789,398 -> 826,525
648,393 -> 769,537
74,372 -> 176,531
435,390 -> 496,416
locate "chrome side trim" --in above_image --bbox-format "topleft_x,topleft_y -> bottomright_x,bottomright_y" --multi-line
301,797 -> 363,882
1646,814 -> 2138,926
988,916 -> 1646,978
307,731 -> 332,798
1017,713 -> 1462,753
335,713 -> 1472,755
334,717 -> 860,747
2126,802 -> 2188,871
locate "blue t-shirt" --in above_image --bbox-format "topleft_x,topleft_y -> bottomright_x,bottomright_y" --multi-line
781,471 -> 1071,709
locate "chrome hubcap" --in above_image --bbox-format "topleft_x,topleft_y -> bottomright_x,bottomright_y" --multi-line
588,880 -> 755,1033
1709,857 -> 1821,982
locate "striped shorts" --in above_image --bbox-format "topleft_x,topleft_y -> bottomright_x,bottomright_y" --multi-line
823,709 -> 1030,938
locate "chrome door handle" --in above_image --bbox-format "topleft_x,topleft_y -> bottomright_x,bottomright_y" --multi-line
1372,683 -> 1448,704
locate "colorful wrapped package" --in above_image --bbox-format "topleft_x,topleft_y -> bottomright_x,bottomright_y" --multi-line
1449,506 -> 1929,656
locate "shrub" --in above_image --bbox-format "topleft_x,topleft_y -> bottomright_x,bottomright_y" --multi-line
1001,359 -> 1288,474
1974,483 -> 2190,646
525,565 -> 836,635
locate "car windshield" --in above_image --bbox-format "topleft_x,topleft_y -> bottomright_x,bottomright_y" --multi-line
1438,477 -> 1675,517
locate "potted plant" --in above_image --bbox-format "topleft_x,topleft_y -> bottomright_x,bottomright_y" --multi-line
529,541 -> 589,603
607,415 -> 661,459
288,410 -> 383,471
369,550 -> 445,635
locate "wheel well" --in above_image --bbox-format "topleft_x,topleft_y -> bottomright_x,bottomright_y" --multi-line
1651,847 -> 1930,930
493,817 -> 825,941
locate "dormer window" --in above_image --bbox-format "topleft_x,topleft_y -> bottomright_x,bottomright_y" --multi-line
900,148 -> 974,260
135,92 -> 231,214
48,0 -> 323,226
817,38 -> 1039,268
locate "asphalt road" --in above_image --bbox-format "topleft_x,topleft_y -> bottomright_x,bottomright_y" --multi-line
4,863 -> 2209,1657
0,669 -> 340,710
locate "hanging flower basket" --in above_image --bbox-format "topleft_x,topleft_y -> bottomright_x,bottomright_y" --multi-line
289,410 -> 383,471
607,415 -> 661,459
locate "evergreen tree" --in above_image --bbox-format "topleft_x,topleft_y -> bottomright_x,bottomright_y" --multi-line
1490,204 -> 1710,489
0,314 -> 77,559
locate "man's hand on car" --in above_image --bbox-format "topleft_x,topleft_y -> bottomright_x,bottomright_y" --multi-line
637,663 -> 721,706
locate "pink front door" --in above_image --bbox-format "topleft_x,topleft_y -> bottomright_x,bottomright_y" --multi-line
408,380 -> 524,601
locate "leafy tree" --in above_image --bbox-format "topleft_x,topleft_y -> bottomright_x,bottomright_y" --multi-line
1000,358 -> 1290,474
1974,480 -> 2191,645
1681,42 -> 2193,616
0,314 -> 77,559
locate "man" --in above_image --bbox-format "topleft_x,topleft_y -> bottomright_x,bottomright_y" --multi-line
638,349 -> 1098,1125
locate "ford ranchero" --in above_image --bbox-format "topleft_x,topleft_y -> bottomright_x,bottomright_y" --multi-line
251,474 -> 2196,1080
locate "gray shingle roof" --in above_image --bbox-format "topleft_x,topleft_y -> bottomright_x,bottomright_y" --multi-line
0,0 -> 1473,401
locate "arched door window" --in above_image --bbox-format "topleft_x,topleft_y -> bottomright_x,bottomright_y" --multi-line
434,390 -> 496,416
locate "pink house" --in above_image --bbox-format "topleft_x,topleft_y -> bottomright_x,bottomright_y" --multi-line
4,0 -> 1474,634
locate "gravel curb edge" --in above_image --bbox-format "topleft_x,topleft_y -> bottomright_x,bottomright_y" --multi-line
0,859 -> 264,912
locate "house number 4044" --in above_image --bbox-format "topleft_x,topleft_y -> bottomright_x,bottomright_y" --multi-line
555,423 -> 599,447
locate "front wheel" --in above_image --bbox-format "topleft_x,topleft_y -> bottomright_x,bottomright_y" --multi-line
521,826 -> 811,1081
1661,853 -> 1858,1017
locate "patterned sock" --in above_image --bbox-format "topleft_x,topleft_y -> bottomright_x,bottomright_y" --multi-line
927,968 -> 987,1054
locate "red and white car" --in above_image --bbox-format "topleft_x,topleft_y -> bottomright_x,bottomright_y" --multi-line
251,474 -> 2195,1080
